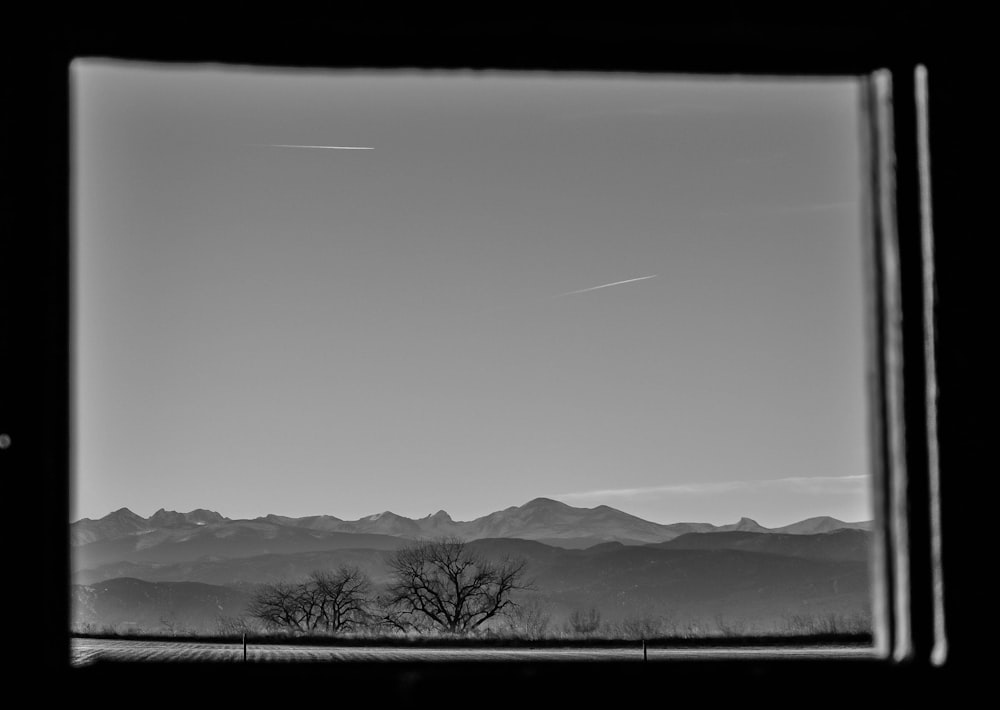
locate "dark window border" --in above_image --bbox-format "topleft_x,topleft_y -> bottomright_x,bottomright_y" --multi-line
6,11 -> 967,699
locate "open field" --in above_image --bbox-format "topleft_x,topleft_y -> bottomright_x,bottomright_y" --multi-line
71,638 -> 877,665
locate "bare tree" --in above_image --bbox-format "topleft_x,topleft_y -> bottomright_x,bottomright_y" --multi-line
372,593 -> 434,635
308,567 -> 372,633
565,607 -> 603,636
247,566 -> 375,635
247,581 -> 305,632
503,594 -> 551,639
383,537 -> 533,635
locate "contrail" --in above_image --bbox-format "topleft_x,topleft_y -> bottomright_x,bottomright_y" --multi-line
253,144 -> 374,150
555,274 -> 658,297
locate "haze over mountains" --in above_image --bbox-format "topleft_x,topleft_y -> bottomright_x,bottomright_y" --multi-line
73,538 -> 872,634
71,498 -> 874,635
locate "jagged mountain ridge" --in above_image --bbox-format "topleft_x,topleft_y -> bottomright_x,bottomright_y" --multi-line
71,498 -> 873,555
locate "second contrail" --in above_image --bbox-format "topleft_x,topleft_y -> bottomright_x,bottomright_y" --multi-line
556,274 -> 658,297
254,144 -> 374,150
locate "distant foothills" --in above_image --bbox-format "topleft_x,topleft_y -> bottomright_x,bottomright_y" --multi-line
70,498 -> 875,636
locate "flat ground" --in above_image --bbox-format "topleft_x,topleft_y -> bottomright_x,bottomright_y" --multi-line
70,638 -> 876,665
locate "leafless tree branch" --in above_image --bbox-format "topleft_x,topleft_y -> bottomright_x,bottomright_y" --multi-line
383,537 -> 533,635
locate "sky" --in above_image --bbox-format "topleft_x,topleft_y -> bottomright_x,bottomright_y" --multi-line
72,61 -> 871,527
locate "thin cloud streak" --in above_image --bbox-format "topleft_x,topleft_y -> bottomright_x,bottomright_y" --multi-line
552,475 -> 869,501
704,200 -> 856,217
253,144 -> 374,150
555,274 -> 658,297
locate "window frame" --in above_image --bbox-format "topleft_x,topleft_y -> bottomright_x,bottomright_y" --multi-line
10,14 -> 958,697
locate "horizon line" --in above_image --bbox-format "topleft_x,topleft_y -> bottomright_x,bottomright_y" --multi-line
73,494 -> 873,529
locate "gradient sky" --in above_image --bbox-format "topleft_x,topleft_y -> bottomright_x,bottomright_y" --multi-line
72,61 -> 871,527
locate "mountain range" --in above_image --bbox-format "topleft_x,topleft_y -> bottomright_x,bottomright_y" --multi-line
72,497 -> 872,562
70,499 -> 874,635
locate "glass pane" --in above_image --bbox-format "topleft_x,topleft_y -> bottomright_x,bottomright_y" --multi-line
71,62 -> 874,659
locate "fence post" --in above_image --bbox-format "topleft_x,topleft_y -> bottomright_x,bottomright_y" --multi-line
243,633 -> 247,662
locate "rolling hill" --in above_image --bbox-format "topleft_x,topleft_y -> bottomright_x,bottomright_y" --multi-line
651,529 -> 871,562
71,538 -> 871,634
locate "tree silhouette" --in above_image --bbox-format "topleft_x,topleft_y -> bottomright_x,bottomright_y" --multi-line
247,566 -> 373,634
383,537 -> 532,634
565,607 -> 603,636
